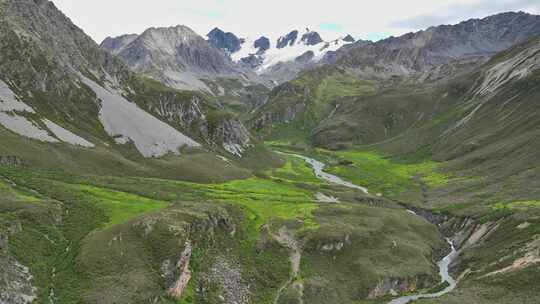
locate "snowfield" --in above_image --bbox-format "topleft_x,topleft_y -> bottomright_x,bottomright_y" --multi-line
258,38 -> 351,72
80,75 -> 200,157
231,34 -> 353,74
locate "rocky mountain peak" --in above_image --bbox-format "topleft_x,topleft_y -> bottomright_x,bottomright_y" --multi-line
141,25 -> 201,43
301,31 -> 323,45
100,34 -> 138,55
1,0 -> 109,71
326,11 -> 540,80
254,36 -> 271,53
276,30 -> 299,48
100,24 -> 247,91
207,27 -> 242,53
343,34 -> 355,42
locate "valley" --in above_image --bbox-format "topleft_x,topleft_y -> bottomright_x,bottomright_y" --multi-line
1,149 -> 450,304
3,138 -> 540,303
1,0 -> 540,303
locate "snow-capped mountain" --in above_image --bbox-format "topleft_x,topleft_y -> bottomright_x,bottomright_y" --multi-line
235,31 -> 352,69
239,30 -> 354,74
206,28 -> 361,83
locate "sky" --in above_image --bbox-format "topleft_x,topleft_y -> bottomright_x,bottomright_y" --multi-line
51,0 -> 540,44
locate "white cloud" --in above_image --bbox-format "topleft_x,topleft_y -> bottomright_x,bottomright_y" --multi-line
51,0 -> 540,43
393,0 -> 540,29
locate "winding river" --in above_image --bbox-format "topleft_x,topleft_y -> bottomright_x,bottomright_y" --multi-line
286,153 -> 369,193
388,238 -> 458,304
288,152 -> 458,304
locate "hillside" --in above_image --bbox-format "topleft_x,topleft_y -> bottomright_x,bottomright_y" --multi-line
252,12 -> 540,145
250,28 -> 540,304
0,0 -> 266,172
1,1 -> 540,304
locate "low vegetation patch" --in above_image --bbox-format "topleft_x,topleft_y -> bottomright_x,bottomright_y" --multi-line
64,184 -> 169,228
491,200 -> 540,212
267,143 -> 451,199
328,150 -> 450,195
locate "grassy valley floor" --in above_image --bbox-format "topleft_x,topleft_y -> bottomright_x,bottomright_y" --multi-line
0,150 -> 449,304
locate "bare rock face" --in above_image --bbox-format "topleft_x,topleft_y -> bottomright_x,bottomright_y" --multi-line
301,31 -> 323,46
207,28 -> 242,54
0,257 -> 38,304
254,36 -> 270,53
0,222 -> 37,304
342,35 -> 355,43
218,119 -> 251,157
100,34 -> 138,56
368,275 -> 435,299
168,241 -> 193,299
102,26 -> 228,86
202,257 -> 251,304
0,156 -> 24,166
140,92 -> 252,156
277,30 -> 300,49
100,25 -> 261,92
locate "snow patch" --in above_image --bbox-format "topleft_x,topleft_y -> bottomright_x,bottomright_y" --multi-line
42,119 -> 95,148
231,37 -> 260,62
231,34 -> 352,73
79,75 -> 200,157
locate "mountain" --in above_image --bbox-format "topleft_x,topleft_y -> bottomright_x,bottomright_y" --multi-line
102,27 -> 362,110
101,26 -> 272,114
249,27 -> 540,303
207,27 -> 243,54
0,0 -> 256,168
253,11 -> 540,141
100,33 -> 138,55
342,34 -> 355,42
229,28 -> 364,83
100,25 -> 260,91
249,11 -> 540,221
103,26 -> 361,88
324,11 -> 540,81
